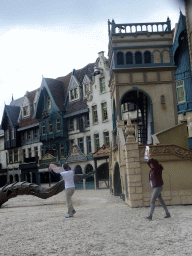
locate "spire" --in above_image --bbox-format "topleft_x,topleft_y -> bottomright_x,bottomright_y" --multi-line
12,94 -> 14,101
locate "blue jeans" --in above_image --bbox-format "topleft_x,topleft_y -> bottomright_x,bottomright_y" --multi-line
150,186 -> 169,215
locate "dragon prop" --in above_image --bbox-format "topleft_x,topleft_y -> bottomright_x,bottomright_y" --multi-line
0,171 -> 95,207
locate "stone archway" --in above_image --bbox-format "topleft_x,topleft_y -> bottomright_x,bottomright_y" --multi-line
74,165 -> 84,189
85,164 -> 95,189
15,174 -> 19,182
120,89 -> 153,145
97,162 -> 109,189
0,175 -> 7,187
113,162 -> 122,196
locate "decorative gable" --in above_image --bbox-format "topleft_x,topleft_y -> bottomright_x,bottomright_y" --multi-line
69,75 -> 80,90
21,94 -> 30,119
82,75 -> 91,85
66,144 -> 87,162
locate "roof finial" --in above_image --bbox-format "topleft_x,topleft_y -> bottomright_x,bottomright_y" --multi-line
12,94 -> 14,101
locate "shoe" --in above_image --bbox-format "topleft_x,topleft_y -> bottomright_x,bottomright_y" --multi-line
146,215 -> 152,220
164,213 -> 171,218
73,209 -> 76,215
65,215 -> 73,218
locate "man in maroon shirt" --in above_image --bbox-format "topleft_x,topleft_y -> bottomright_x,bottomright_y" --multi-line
146,157 -> 171,220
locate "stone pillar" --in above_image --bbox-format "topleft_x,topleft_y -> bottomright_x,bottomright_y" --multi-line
124,117 -> 143,207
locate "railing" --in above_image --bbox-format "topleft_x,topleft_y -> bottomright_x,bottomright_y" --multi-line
108,17 -> 171,38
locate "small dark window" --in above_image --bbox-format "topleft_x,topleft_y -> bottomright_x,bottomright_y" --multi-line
144,51 -> 151,64
126,52 -> 133,64
135,52 -> 142,64
117,52 -> 124,65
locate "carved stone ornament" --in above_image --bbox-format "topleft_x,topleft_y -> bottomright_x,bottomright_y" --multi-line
87,91 -> 93,102
139,145 -> 192,160
125,116 -> 135,143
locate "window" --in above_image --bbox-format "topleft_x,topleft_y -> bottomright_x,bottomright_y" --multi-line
69,118 -> 74,131
176,80 -> 185,103
60,144 -> 64,157
94,133 -> 100,151
78,137 -> 84,154
6,130 -> 9,141
70,88 -> 79,101
11,127 -> 14,140
126,52 -> 133,64
9,151 -> 13,163
47,96 -> 52,109
23,149 -> 26,161
42,123 -> 45,135
86,136 -> 92,154
23,106 -> 29,117
74,88 -> 78,99
100,77 -> 105,93
56,119 -> 61,131
92,105 -> 98,124
104,131 -> 110,147
28,148 -> 32,158
22,132 -> 25,142
70,90 -> 75,100
14,150 -> 18,162
77,117 -> 84,132
135,51 -> 142,64
85,113 -> 90,127
34,146 -> 38,158
117,52 -> 124,65
27,131 -> 31,141
84,83 -> 90,96
102,102 -> 108,121
34,129 -> 38,140
144,51 -> 151,64
69,139 -> 74,149
49,121 -> 53,133
52,146 -> 57,157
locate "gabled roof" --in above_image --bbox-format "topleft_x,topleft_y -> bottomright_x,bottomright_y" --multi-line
44,78 -> 66,111
73,63 -> 94,84
65,99 -> 88,117
1,105 -> 20,129
173,11 -> 186,56
10,96 -> 24,107
19,89 -> 39,129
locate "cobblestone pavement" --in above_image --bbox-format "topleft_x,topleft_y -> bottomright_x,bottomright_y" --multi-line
0,186 -> 192,256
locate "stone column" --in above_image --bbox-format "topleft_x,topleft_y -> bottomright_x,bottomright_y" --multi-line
124,117 -> 143,207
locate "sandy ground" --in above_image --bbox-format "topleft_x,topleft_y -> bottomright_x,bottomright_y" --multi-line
0,184 -> 192,256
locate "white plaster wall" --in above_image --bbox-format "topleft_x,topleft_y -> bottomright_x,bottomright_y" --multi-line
87,51 -> 113,153
0,134 -> 7,169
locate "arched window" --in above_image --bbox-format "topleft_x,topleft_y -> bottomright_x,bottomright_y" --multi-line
135,51 -> 142,64
144,51 -> 151,63
126,52 -> 133,64
117,52 -> 124,65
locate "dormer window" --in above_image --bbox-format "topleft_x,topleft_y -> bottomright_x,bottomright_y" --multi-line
70,88 -> 79,101
23,106 -> 29,117
47,96 -> 52,109
83,83 -> 90,97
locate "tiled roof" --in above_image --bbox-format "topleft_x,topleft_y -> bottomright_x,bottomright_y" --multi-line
10,97 -> 24,107
45,78 -> 66,111
65,99 -> 88,116
19,89 -> 39,129
74,63 -> 95,84
5,105 -> 20,126
56,63 -> 95,117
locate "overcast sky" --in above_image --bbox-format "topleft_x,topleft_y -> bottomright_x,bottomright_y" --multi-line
0,0 -> 185,123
